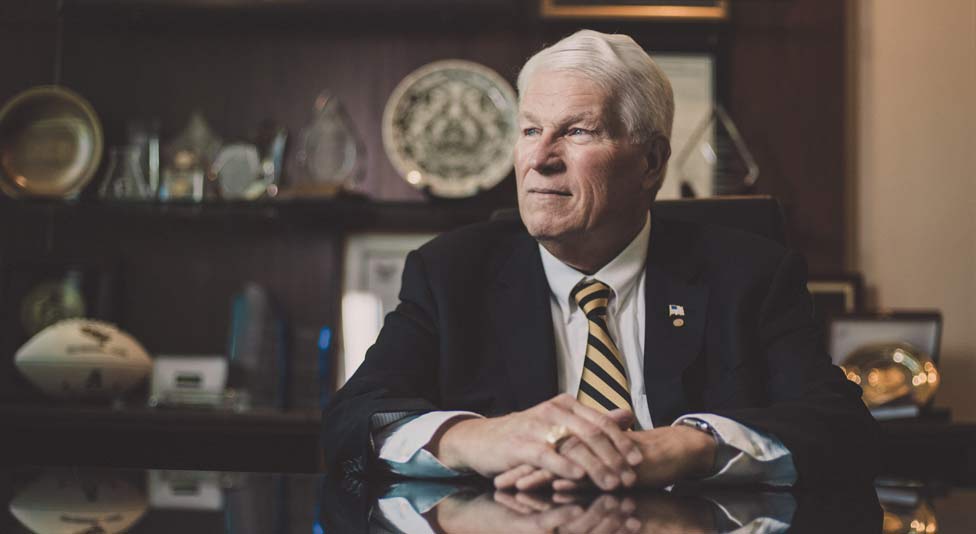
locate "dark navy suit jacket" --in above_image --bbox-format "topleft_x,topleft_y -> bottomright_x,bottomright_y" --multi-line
322,211 -> 880,486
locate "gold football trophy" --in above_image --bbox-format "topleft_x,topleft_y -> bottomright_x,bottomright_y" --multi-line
881,500 -> 938,534
841,342 -> 940,408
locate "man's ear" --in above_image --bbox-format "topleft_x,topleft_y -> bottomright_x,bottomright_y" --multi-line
641,135 -> 671,193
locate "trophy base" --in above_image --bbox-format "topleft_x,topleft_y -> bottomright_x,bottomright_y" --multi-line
276,183 -> 349,199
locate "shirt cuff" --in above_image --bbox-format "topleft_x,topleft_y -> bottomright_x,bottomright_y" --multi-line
673,414 -> 797,486
375,411 -> 483,477
375,481 -> 464,534
706,490 -> 796,533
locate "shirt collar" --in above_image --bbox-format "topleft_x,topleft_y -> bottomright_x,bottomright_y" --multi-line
539,212 -> 651,318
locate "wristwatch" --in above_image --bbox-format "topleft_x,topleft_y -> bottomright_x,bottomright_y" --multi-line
678,418 -> 723,478
678,418 -> 721,444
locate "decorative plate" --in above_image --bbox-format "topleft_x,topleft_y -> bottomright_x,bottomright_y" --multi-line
0,86 -> 103,198
382,60 -> 518,198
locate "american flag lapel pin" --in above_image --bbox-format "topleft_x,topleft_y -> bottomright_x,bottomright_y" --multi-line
669,304 -> 685,327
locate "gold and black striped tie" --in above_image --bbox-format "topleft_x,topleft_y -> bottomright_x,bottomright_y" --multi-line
572,279 -> 634,414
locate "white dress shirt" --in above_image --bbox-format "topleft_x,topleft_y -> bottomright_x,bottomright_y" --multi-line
375,214 -> 796,485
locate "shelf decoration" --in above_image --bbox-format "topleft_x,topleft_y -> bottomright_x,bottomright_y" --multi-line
383,60 -> 518,199
284,92 -> 365,198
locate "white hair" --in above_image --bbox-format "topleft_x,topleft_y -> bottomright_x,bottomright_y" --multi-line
516,30 -> 674,144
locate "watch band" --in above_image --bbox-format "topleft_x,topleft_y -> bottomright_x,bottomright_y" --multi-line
679,417 -> 721,444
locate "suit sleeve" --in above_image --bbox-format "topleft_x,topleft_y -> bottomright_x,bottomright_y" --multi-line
321,250 -> 444,475
710,250 -> 882,487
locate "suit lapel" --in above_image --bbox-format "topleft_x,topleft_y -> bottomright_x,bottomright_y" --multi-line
643,214 -> 709,427
491,232 -> 559,411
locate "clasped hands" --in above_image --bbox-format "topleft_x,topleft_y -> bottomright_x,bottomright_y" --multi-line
426,393 -> 717,491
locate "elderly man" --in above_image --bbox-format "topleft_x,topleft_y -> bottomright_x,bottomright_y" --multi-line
323,30 -> 879,490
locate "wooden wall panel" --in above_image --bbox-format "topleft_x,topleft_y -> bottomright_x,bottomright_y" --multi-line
727,0 -> 846,272
0,1 -> 61,97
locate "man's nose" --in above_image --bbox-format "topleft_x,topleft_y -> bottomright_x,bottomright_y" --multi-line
526,136 -> 565,175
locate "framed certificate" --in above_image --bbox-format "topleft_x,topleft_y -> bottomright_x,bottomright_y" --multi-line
342,233 -> 439,317
339,233 -> 438,384
540,0 -> 728,20
653,53 -> 715,200
808,274 -> 864,317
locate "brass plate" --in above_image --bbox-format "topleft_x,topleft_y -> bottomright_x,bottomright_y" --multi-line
0,86 -> 103,198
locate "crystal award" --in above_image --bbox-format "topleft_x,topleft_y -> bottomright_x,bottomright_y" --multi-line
284,92 -> 364,197
98,146 -> 152,201
673,105 -> 759,198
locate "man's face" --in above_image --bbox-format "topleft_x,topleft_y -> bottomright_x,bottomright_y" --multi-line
514,71 -> 654,244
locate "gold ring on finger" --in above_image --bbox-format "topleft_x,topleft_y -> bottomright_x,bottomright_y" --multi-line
544,424 -> 572,448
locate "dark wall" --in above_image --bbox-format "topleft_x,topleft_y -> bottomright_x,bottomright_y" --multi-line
0,0 -> 846,403
727,0 -> 847,273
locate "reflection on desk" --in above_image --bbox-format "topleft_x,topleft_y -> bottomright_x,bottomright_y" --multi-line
366,483 -> 800,533
1,467 -> 971,533
324,478 -> 882,534
1,468 -> 319,534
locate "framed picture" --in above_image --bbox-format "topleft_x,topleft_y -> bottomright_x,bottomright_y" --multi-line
342,233 -> 439,317
808,273 -> 863,318
653,53 -> 715,199
339,233 -> 438,384
540,0 -> 729,20
806,273 -> 863,346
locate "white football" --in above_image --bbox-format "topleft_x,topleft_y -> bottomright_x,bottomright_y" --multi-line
10,471 -> 148,534
15,319 -> 152,398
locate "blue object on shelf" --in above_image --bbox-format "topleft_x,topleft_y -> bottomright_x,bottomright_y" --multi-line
318,326 -> 333,410
226,283 -> 290,410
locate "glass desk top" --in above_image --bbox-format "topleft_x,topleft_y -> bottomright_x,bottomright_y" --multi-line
2,467 -> 972,533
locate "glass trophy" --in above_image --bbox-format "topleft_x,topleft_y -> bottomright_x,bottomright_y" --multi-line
159,150 -> 205,202
673,104 -> 759,197
284,91 -> 364,197
255,121 -> 287,199
165,111 -> 222,168
98,146 -> 152,201
212,143 -> 265,200
841,342 -> 940,408
160,112 -> 221,202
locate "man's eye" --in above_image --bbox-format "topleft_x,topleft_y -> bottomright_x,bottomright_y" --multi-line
568,127 -> 590,136
522,127 -> 541,136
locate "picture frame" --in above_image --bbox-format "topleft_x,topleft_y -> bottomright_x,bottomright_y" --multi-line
342,233 -> 439,317
540,0 -> 729,20
807,273 -> 863,318
653,53 -> 716,199
339,232 -> 438,385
